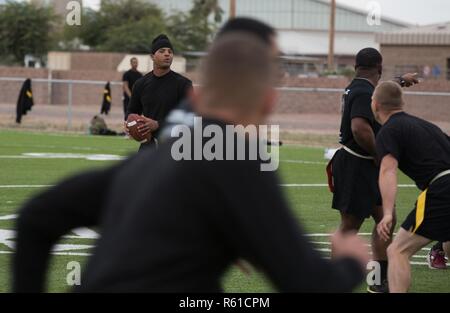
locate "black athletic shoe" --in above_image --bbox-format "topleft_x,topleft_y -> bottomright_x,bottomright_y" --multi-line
367,279 -> 389,293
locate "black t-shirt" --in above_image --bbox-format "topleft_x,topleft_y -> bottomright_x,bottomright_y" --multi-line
339,78 -> 381,156
122,69 -> 143,99
127,71 -> 192,135
13,118 -> 364,293
158,98 -> 196,143
376,112 -> 450,190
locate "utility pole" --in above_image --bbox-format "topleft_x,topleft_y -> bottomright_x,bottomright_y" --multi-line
328,0 -> 336,72
229,0 -> 236,20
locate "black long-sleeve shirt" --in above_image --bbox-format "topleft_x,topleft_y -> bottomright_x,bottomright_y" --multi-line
127,70 -> 192,137
14,119 -> 364,293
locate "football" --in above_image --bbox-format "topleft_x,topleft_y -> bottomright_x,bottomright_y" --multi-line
126,114 -> 158,143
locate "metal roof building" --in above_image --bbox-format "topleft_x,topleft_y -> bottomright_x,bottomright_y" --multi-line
144,0 -> 408,60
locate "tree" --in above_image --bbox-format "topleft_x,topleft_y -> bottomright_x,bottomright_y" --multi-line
99,17 -> 167,53
61,8 -> 103,49
59,0 -> 224,53
0,1 -> 56,63
168,0 -> 223,51
191,0 -> 223,24
167,0 -> 223,52
61,0 -> 168,52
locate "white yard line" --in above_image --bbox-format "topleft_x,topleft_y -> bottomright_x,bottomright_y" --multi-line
0,156 -> 35,159
280,184 -> 416,188
0,249 -> 431,265
281,184 -> 329,187
316,248 -> 428,259
0,153 -> 125,161
281,160 -> 327,165
0,184 -> 417,189
0,214 -> 18,220
304,232 -> 372,237
0,227 -> 435,266
310,241 -> 431,252
0,250 -> 92,257
0,185 -> 53,188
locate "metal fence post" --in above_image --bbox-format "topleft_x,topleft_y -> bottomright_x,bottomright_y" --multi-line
67,82 -> 73,130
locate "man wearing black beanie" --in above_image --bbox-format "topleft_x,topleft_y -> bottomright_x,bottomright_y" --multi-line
127,34 -> 192,151
158,17 -> 279,143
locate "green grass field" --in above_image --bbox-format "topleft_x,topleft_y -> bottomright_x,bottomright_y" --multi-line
0,130 -> 448,293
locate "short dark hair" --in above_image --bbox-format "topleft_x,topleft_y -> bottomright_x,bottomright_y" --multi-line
217,17 -> 276,46
373,81 -> 404,110
355,48 -> 382,69
201,33 -> 276,111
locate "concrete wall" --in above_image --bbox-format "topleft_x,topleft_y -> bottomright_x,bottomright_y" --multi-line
1,67 -> 449,123
70,52 -> 126,72
380,45 -> 450,81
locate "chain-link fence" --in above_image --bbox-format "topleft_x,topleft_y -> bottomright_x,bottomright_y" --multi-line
1,76 -> 450,135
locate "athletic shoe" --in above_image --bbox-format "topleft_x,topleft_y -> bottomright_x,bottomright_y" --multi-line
427,248 -> 447,270
367,279 -> 389,293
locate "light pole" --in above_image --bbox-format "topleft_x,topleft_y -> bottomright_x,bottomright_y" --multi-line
328,0 -> 336,72
229,0 -> 236,19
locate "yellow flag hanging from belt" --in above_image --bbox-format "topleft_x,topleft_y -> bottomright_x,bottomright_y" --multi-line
413,189 -> 427,233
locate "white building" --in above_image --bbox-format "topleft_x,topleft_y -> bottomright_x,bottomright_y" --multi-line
140,0 -> 408,68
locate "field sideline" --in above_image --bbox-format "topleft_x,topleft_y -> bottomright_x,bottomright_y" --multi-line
0,130 -> 448,293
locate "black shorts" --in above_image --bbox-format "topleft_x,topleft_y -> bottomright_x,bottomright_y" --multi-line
402,175 -> 450,242
331,148 -> 381,219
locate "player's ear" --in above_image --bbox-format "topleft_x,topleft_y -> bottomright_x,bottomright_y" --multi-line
190,87 -> 201,112
262,87 -> 278,117
150,54 -> 155,62
371,98 -> 377,113
377,64 -> 383,75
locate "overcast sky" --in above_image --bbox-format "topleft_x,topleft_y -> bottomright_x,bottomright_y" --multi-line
82,0 -> 449,26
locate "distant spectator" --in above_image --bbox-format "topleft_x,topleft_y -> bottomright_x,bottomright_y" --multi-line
122,58 -> 143,120
432,65 -> 442,78
423,65 -> 431,78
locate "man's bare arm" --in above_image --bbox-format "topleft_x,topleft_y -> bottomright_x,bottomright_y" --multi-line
377,154 -> 399,241
351,117 -> 377,157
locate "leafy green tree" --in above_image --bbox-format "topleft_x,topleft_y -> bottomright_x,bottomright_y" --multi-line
0,1 -> 56,63
59,0 -> 224,53
61,0 -> 168,52
99,17 -> 167,53
191,0 -> 224,23
61,8 -> 103,49
167,0 -> 223,52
